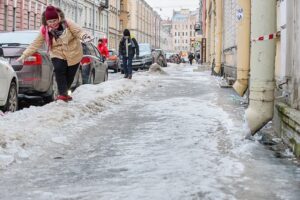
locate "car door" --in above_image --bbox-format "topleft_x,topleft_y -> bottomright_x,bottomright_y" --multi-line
90,44 -> 105,84
0,62 -> 9,102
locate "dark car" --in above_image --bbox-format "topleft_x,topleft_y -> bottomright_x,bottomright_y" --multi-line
135,43 -> 153,69
120,43 -> 153,73
153,49 -> 167,67
0,31 -> 107,103
106,49 -> 120,73
80,43 -> 108,84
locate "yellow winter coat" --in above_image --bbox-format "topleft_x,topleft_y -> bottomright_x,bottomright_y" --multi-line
20,19 -> 86,66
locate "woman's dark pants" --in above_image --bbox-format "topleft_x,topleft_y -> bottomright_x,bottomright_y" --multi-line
51,58 -> 79,95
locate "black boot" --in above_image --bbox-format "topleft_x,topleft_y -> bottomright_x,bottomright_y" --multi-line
124,74 -> 128,78
128,74 -> 132,79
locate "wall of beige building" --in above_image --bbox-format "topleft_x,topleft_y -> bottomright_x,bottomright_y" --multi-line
172,9 -> 198,54
222,0 -> 238,79
108,0 -> 120,50
207,0 -> 300,156
119,0 -> 129,36
126,0 -> 161,48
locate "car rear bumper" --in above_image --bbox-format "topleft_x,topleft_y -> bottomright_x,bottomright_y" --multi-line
107,61 -> 118,70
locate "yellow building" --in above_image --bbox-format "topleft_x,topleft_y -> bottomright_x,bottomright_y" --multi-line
108,0 -> 121,50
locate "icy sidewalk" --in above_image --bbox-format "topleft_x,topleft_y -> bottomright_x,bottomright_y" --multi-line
0,71 -> 160,169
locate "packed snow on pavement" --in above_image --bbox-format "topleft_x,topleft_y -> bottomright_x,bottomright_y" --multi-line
0,64 -> 299,200
0,70 -> 160,169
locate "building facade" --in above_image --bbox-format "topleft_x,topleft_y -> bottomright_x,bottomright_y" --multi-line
119,0 -> 129,36
0,0 -> 109,45
48,0 -> 109,43
160,20 -> 173,52
108,0 -> 120,50
126,0 -> 161,48
201,0 -> 300,157
0,0 -> 47,32
172,9 -> 198,54
222,0 -> 238,80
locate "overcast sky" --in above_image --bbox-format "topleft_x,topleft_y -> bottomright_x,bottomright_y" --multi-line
145,0 -> 199,20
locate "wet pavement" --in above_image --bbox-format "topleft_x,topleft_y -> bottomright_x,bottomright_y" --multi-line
0,64 -> 299,200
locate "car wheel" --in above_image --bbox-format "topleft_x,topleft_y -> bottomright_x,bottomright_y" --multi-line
2,81 -> 18,112
44,75 -> 58,103
103,70 -> 108,82
89,70 -> 95,84
76,70 -> 83,87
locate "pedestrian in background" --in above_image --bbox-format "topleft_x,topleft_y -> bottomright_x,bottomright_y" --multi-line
97,38 -> 109,59
17,5 -> 91,102
196,53 -> 201,64
119,29 -> 139,79
188,52 -> 194,65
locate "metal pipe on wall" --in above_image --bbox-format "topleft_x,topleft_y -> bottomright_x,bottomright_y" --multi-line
205,0 -> 211,63
214,0 -> 223,74
246,0 -> 276,135
210,0 -> 215,64
233,0 -> 251,96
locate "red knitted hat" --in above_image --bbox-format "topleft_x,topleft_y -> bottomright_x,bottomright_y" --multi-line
45,6 -> 59,20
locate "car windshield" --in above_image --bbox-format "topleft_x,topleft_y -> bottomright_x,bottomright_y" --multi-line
0,32 -> 39,45
139,44 -> 151,56
166,53 -> 173,59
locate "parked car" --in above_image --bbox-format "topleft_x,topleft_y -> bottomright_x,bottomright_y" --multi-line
166,52 -> 174,62
119,43 -> 153,72
0,30 -> 56,102
80,42 -> 108,84
153,49 -> 167,67
0,59 -> 18,112
136,43 -> 153,69
106,49 -> 120,73
0,31 -> 108,103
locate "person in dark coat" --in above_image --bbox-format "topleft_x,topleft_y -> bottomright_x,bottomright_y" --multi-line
118,29 -> 139,79
188,52 -> 194,65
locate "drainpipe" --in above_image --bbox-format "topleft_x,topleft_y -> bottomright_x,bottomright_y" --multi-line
246,0 -> 276,135
93,0 -> 95,37
206,0 -> 211,63
233,0 -> 251,96
214,0 -> 222,74
210,1 -> 215,64
13,0 -> 17,31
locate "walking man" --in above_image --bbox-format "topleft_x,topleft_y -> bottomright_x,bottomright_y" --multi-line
119,29 -> 139,79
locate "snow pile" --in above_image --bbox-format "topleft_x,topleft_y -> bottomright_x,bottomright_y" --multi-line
148,63 -> 168,75
0,72 -> 157,169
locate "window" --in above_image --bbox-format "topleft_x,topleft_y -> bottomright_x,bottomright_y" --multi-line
175,32 -> 177,36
